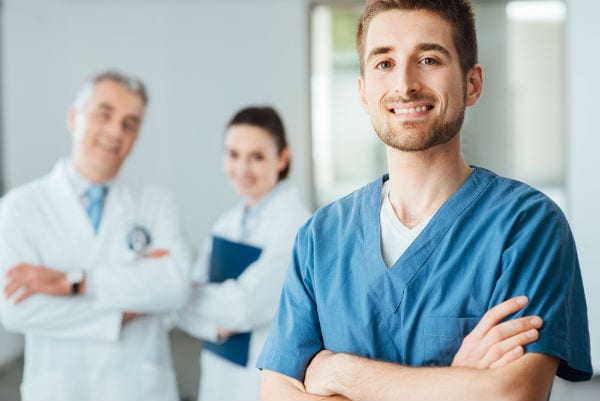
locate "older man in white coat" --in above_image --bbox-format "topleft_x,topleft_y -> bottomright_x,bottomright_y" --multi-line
0,70 -> 192,401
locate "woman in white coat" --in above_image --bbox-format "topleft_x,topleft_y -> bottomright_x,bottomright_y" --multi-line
177,106 -> 310,401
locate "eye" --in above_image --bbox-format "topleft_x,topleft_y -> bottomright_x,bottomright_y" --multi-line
375,60 -> 393,70
420,57 -> 439,66
251,153 -> 265,161
93,110 -> 111,122
122,119 -> 139,133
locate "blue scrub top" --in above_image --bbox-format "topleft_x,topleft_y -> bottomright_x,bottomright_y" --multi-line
257,167 -> 592,382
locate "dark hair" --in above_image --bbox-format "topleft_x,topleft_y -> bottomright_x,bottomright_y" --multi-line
227,106 -> 290,181
356,0 -> 478,77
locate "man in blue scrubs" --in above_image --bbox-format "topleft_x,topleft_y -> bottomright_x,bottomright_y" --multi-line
257,1 -> 592,400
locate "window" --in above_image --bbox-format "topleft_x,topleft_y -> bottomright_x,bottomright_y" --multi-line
310,1 -> 567,209
311,4 -> 383,207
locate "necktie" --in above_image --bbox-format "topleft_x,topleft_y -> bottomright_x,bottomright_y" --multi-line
85,185 -> 107,233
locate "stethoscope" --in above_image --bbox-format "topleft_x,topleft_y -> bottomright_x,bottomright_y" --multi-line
127,224 -> 152,255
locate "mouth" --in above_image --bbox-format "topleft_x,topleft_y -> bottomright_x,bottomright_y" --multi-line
96,139 -> 120,155
234,178 -> 256,189
389,104 -> 434,117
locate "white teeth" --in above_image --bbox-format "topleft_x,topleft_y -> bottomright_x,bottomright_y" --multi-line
98,140 -> 118,152
393,106 -> 429,114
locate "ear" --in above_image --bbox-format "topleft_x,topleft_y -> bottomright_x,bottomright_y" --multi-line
358,76 -> 368,110
278,146 -> 290,172
67,108 -> 78,133
465,64 -> 483,107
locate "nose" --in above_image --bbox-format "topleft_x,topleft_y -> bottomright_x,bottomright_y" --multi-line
105,119 -> 125,139
394,61 -> 421,97
234,157 -> 252,177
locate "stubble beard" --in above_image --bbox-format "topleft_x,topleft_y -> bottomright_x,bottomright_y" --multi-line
376,108 -> 465,152
375,87 -> 467,152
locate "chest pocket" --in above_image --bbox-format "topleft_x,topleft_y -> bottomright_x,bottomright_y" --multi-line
109,220 -> 154,263
422,316 -> 479,366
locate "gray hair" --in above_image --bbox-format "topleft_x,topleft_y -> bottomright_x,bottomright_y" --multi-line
71,70 -> 148,110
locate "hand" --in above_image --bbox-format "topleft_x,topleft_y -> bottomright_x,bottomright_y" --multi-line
122,312 -> 142,324
452,296 -> 542,369
304,350 -> 338,396
216,327 -> 238,341
144,249 -> 170,258
4,263 -> 70,304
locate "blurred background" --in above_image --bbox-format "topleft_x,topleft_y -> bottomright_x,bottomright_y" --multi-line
0,0 -> 598,400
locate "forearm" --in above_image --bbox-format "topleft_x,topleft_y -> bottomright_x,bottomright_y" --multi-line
330,354 -> 489,401
0,294 -> 122,341
184,281 -> 275,332
176,306 -> 220,342
260,369 -> 350,401
91,255 -> 190,312
189,250 -> 290,331
324,353 -> 557,401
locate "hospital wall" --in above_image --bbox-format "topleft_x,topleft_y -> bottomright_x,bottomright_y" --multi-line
0,0 -> 313,390
0,0 -> 598,399
566,0 -> 600,376
0,0 -> 313,247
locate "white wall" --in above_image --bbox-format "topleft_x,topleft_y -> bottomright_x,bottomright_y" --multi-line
566,0 -> 600,374
1,0 -> 313,246
1,0 -> 598,387
463,2 -> 510,175
509,19 -> 564,186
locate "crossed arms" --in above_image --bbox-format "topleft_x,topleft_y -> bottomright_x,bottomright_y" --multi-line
0,191 -> 191,340
260,297 -> 559,401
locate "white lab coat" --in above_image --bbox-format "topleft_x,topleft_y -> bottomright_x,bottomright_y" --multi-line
0,159 -> 193,401
177,182 -> 310,401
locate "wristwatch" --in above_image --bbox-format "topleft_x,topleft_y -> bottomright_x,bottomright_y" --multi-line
66,270 -> 85,295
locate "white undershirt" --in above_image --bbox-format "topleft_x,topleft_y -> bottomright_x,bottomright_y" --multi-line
380,180 -> 432,268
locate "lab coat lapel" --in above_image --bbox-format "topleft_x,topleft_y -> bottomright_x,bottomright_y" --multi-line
47,161 -> 96,243
87,178 -> 133,265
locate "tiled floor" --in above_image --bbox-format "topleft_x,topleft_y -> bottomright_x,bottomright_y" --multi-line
0,356 -> 21,401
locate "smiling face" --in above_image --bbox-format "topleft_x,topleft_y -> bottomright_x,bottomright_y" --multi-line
68,79 -> 145,183
358,9 -> 482,153
224,124 -> 289,207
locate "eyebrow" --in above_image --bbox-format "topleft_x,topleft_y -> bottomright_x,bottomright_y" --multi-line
97,103 -> 115,112
365,42 -> 453,64
366,46 -> 394,64
124,115 -> 141,125
97,102 -> 141,124
417,43 -> 452,59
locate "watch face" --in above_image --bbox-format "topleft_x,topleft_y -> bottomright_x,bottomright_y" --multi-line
66,270 -> 84,284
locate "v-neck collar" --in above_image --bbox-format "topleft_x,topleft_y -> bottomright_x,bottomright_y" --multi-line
363,167 -> 495,312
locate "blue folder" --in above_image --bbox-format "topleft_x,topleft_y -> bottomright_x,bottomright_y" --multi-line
203,235 -> 262,367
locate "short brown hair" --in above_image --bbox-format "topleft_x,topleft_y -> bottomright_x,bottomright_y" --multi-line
356,0 -> 478,76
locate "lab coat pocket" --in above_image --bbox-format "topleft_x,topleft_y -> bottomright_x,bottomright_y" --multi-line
20,371 -> 66,401
422,316 -> 479,366
140,362 -> 179,401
